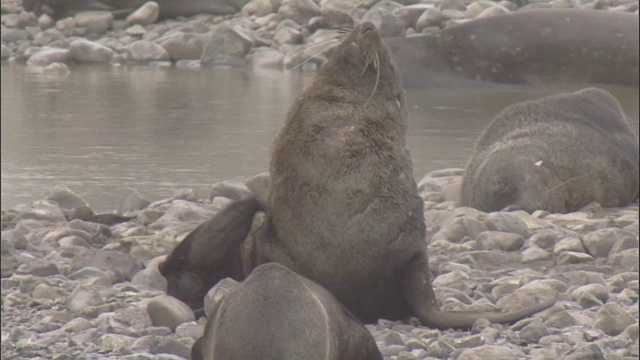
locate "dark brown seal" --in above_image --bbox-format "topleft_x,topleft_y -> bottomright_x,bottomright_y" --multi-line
386,9 -> 639,87
158,197 -> 259,311
161,21 -> 554,330
459,87 -> 640,213
191,262 -> 382,360
260,21 -> 553,329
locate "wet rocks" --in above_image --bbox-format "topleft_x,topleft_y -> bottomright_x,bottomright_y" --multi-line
127,1 -> 160,26
2,0 -> 635,70
127,39 -> 171,62
69,39 -> 114,62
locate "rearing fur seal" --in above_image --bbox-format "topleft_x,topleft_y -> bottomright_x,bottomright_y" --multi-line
260,21 -> 553,328
459,87 -> 639,213
161,21 -> 554,330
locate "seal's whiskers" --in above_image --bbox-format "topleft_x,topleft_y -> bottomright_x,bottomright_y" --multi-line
364,51 -> 380,104
336,25 -> 354,35
287,38 -> 341,72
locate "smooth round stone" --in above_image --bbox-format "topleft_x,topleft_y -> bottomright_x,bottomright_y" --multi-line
131,267 -> 167,291
571,284 -> 610,304
519,320 -> 550,344
127,1 -> 160,26
522,246 -> 552,263
553,237 -> 586,254
476,231 -> 524,251
544,310 -> 576,329
557,251 -> 594,265
583,228 -> 635,258
67,285 -> 105,313
146,295 -> 195,332
74,11 -> 114,35
32,283 -> 67,300
594,304 -> 636,336
69,39 -> 114,62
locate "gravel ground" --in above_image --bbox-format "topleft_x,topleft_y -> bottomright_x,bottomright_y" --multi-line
1,171 -> 638,359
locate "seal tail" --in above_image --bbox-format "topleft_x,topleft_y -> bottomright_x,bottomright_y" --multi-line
417,299 -> 555,330
401,254 -> 555,330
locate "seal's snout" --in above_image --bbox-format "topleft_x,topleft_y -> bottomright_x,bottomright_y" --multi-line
361,21 -> 376,34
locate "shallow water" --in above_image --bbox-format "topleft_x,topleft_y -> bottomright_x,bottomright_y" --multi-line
2,64 -> 638,212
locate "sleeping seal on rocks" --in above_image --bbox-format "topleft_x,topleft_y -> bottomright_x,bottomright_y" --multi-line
386,9 -> 639,87
459,87 -> 639,213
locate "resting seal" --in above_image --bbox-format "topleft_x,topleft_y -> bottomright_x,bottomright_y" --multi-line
459,87 -> 640,213
191,263 -> 382,360
162,21 -> 554,330
386,9 -> 639,87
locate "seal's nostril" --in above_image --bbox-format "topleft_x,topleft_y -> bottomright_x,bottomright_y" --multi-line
361,21 -> 375,34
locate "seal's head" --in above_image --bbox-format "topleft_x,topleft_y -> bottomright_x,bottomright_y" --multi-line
314,21 -> 403,104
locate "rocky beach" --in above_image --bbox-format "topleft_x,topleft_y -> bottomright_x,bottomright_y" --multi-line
2,0 -> 639,359
1,0 -> 638,72
1,169 -> 638,359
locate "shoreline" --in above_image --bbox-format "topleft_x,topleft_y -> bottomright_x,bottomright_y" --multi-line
2,0 -> 638,71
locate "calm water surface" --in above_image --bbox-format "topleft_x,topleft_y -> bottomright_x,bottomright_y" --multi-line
2,65 -> 638,212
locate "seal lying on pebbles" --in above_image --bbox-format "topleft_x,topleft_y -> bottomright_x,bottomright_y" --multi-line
191,263 -> 383,360
158,196 -> 259,311
459,87 -> 640,213
386,9 -> 639,87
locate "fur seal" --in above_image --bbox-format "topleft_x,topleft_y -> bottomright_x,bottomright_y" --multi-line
386,9 -> 639,87
260,21 -> 553,329
158,196 -> 259,311
459,87 -> 640,213
162,22 -> 554,330
191,263 -> 382,360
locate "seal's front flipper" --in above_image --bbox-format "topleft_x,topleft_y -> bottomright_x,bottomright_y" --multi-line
158,197 -> 261,310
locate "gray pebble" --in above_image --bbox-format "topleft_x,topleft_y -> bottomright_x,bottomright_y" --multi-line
69,39 -> 114,63
486,212 -> 530,238
544,310 -> 576,329
476,231 -> 524,251
74,11 -> 114,35
146,295 -> 195,332
68,285 -> 105,313
594,303 -> 636,336
557,251 -> 594,265
519,320 -> 550,344
553,236 -> 586,254
607,248 -> 639,272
